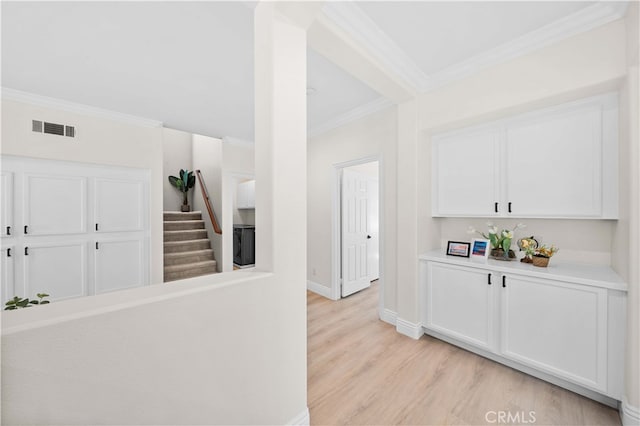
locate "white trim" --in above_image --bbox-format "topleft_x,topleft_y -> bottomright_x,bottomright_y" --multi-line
321,2 -> 427,91
222,136 -> 254,146
321,1 -> 628,94
307,280 -> 334,300
308,97 -> 394,138
396,317 -> 423,340
423,2 -> 629,92
1,87 -> 163,128
287,407 -> 310,426
379,308 -> 397,326
621,397 -> 640,426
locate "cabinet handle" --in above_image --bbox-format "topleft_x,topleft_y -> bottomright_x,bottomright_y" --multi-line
502,276 -> 506,288
508,202 -> 512,213
24,247 -> 29,256
95,223 -> 99,231
487,273 -> 492,285
494,202 -> 499,213
6,226 -> 10,236
7,248 -> 11,257
96,242 -> 99,250
24,225 -> 28,234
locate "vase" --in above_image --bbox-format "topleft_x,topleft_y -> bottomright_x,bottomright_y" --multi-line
490,248 -> 516,261
181,204 -> 191,212
532,255 -> 550,267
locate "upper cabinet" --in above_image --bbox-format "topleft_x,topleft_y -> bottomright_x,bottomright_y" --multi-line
1,172 -> 13,237
431,93 -> 618,219
237,179 -> 255,210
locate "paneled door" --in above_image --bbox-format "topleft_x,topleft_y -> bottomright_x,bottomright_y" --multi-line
94,178 -> 145,232
1,171 -> 13,237
341,169 -> 370,297
94,239 -> 145,294
1,245 -> 15,303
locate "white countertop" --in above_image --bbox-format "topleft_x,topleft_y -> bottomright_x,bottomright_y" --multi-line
419,250 -> 627,292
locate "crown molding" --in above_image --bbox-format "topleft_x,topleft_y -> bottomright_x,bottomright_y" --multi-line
1,87 -> 163,128
308,97 -> 394,138
422,1 -> 629,92
321,2 -> 428,92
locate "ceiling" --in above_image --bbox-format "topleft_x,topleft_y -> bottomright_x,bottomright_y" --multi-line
1,1 -> 626,141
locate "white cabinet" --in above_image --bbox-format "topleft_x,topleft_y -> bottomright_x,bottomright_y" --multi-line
425,262 -> 494,350
1,172 -> 14,237
94,239 -> 145,295
420,252 -> 625,402
431,93 -> 618,219
500,274 -> 607,392
0,156 -> 150,304
237,179 -> 255,210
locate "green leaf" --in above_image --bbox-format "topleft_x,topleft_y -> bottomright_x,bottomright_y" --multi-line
502,238 -> 511,252
168,176 -> 180,188
37,293 -> 49,298
40,300 -> 50,304
187,174 -> 195,189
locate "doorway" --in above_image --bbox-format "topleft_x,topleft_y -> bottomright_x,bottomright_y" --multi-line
332,157 -> 383,315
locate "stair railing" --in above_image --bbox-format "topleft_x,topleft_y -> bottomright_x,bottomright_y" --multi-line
195,169 -> 222,235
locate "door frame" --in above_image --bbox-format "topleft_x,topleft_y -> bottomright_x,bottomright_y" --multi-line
331,155 -> 384,316
221,170 -> 255,272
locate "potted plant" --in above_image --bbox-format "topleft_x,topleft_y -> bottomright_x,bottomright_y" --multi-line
532,245 -> 559,267
168,169 -> 196,212
468,222 -> 525,260
518,236 -> 539,263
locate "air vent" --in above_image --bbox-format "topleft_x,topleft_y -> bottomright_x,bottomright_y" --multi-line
32,120 -> 75,138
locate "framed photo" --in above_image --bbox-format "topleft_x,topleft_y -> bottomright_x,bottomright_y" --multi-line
446,241 -> 470,258
470,238 -> 491,261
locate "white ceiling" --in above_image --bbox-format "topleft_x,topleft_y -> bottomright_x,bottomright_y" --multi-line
1,1 -> 626,141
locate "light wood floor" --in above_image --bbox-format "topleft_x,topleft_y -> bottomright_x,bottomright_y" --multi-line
307,283 -> 621,425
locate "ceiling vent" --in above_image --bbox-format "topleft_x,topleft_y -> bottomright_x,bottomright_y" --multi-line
32,120 -> 75,138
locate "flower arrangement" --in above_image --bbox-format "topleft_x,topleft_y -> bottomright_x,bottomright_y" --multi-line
467,222 -> 526,257
535,245 -> 559,258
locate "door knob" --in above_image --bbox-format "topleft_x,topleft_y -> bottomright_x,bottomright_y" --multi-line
367,235 -> 372,239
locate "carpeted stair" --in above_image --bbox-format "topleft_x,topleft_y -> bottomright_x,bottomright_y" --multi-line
163,211 -> 218,282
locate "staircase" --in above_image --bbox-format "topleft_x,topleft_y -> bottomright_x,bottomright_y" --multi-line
163,211 -> 218,282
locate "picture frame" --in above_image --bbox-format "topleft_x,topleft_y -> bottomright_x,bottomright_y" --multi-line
446,241 -> 471,258
470,238 -> 491,261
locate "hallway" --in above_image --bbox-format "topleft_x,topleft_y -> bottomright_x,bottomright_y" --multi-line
307,284 -> 620,425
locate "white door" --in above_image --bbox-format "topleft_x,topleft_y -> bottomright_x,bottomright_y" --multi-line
500,274 -> 607,392
95,178 -> 144,232
1,245 -> 15,303
1,172 -> 13,237
23,242 -> 87,301
425,263 -> 495,350
341,169 -> 370,297
94,239 -> 145,294
367,177 -> 379,282
24,173 -> 87,236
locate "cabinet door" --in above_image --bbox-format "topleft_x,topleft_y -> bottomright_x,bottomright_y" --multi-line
425,263 -> 495,350
1,172 -> 13,237
1,245 -> 15,303
23,242 -> 86,301
95,178 -> 145,232
94,239 -> 145,294
500,274 -> 607,392
237,182 -> 248,209
432,128 -> 500,216
505,105 -> 602,217
245,180 -> 255,209
24,174 -> 87,236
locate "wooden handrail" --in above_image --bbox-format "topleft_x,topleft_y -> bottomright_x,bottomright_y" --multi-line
195,169 -> 222,235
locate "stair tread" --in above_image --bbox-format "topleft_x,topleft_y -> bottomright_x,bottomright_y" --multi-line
164,249 -> 214,258
163,211 -> 203,214
164,229 -> 206,234
164,239 -> 210,246
164,260 -> 217,273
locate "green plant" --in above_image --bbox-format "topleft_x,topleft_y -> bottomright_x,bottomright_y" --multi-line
468,222 -> 526,252
535,245 -> 559,258
168,169 -> 196,206
5,293 -> 50,310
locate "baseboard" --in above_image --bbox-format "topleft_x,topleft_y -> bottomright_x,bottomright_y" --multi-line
396,317 -> 423,340
379,308 -> 397,326
307,280 -> 332,299
621,397 -> 640,426
287,407 -> 310,426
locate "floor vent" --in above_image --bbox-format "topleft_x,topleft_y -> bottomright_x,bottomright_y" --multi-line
32,120 -> 75,138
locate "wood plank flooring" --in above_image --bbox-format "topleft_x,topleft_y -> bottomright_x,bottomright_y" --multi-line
307,283 -> 621,425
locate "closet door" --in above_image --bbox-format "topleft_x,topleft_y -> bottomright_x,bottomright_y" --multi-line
1,172 -> 13,237
94,239 -> 145,294
1,245 -> 15,303
23,242 -> 87,301
94,178 -> 145,232
23,174 -> 87,236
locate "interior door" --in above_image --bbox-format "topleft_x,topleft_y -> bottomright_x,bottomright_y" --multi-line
341,169 -> 370,297
367,177 -> 379,282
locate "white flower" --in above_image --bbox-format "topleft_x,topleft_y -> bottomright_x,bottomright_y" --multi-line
515,223 -> 526,229
502,230 -> 514,239
467,226 -> 476,234
486,221 -> 494,227
488,226 -> 498,234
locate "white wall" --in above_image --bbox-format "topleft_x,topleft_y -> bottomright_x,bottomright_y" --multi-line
192,134 -> 223,272
1,97 -> 164,284
162,127 -> 193,211
307,107 -> 397,311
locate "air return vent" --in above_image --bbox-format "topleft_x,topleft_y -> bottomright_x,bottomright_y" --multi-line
32,120 -> 75,138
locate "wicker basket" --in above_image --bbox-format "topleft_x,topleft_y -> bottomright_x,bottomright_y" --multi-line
532,255 -> 550,267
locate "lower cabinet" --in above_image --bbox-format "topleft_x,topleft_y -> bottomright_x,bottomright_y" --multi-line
421,259 -> 625,401
94,239 -> 146,295
24,242 -> 87,301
